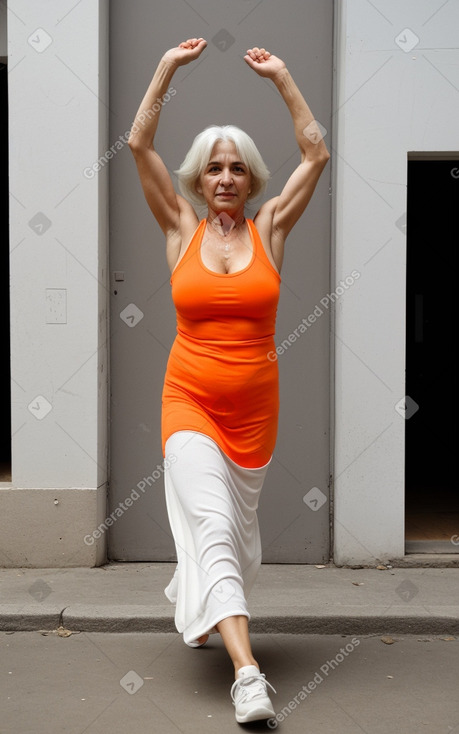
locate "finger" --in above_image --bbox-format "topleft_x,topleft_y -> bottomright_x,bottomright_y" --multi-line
190,37 -> 206,50
247,49 -> 263,63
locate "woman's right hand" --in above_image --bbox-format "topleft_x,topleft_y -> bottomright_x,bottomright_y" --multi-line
162,38 -> 207,68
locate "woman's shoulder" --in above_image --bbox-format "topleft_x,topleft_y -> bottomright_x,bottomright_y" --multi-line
252,196 -> 279,224
174,197 -> 200,239
252,197 -> 280,237
251,198 -> 283,275
166,198 -> 201,274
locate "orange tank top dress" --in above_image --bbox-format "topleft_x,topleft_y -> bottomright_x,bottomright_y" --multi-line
161,218 -> 281,469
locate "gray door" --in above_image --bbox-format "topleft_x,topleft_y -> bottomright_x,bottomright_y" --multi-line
108,0 -> 333,562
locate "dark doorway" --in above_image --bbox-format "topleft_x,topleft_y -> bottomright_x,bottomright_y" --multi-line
0,60 -> 11,481
405,157 -> 459,552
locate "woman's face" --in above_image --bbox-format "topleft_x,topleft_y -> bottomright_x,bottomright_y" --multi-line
197,140 -> 252,217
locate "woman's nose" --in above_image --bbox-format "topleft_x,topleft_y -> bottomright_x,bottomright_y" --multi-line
220,169 -> 233,185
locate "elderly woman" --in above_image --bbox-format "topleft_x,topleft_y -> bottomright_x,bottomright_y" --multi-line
128,37 -> 329,724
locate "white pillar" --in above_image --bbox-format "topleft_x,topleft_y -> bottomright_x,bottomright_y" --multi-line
333,0 -> 459,565
1,0 -> 109,566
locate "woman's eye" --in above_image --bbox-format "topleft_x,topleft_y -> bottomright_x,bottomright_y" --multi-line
207,165 -> 245,173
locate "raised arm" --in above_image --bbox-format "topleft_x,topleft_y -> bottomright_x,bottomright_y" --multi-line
128,38 -> 207,237
244,48 -> 330,243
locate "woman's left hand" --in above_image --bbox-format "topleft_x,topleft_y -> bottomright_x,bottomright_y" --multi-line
243,47 -> 286,79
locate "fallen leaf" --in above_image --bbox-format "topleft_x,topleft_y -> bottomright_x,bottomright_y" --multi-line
376,565 -> 387,570
57,626 -> 73,637
55,626 -> 80,638
381,636 -> 395,645
352,582 -> 364,586
441,636 -> 456,641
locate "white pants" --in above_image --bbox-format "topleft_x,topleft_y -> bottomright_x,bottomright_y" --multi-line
164,431 -> 270,646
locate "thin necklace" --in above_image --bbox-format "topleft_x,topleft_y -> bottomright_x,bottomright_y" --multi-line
207,213 -> 246,252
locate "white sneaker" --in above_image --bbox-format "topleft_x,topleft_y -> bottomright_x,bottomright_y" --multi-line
230,665 -> 276,723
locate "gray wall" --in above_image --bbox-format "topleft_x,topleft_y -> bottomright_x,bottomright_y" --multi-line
108,0 -> 333,562
3,0 -> 109,567
333,0 -> 459,564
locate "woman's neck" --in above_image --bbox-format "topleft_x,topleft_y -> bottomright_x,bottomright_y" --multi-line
206,209 -> 246,236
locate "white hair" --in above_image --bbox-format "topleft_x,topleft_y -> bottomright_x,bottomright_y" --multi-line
174,124 -> 270,207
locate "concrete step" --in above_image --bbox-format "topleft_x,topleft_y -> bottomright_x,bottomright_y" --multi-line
1,563 -> 458,635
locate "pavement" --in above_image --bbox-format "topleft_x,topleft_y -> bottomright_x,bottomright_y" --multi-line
1,563 -> 459,733
2,631 -> 459,734
1,562 -> 458,635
